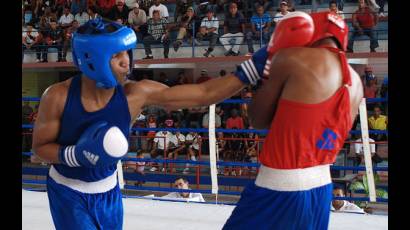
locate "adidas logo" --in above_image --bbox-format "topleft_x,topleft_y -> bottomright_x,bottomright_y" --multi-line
83,151 -> 100,165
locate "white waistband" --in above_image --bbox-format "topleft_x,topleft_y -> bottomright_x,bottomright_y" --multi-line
49,166 -> 118,194
255,164 -> 332,192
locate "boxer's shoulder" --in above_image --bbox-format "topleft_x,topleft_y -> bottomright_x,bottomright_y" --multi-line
41,78 -> 71,108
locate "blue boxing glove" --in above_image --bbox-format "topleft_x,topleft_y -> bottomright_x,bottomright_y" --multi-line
234,46 -> 268,85
58,121 -> 129,168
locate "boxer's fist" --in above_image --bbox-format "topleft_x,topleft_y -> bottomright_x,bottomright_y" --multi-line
59,121 -> 129,168
235,46 -> 268,85
264,11 -> 315,77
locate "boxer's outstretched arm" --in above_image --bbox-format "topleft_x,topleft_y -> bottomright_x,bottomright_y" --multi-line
133,75 -> 246,110
32,83 -> 67,164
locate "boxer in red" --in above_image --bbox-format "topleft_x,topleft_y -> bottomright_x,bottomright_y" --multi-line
223,12 -> 364,229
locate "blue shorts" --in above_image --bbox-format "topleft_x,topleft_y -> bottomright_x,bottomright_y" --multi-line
47,175 -> 123,230
223,182 -> 333,230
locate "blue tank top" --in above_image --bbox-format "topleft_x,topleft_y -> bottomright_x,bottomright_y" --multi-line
54,75 -> 131,182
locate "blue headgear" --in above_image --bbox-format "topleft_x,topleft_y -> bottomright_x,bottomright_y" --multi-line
72,18 -> 137,89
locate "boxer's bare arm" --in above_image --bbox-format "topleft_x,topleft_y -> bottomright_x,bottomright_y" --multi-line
32,82 -> 69,164
128,75 -> 246,111
248,51 -> 293,129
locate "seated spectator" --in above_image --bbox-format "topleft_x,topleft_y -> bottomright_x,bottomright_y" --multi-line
98,0 -> 116,17
150,129 -> 174,172
142,10 -> 170,59
196,69 -> 212,83
347,0 -> 379,53
246,4 -> 271,54
368,105 -> 388,141
149,0 -> 169,19
244,130 -> 258,163
173,6 -> 198,52
41,6 -> 58,25
139,0 -> 154,14
226,109 -> 244,129
216,131 -> 226,174
162,177 -> 205,202
202,106 -> 222,129
168,131 -> 186,162
363,74 -> 378,99
196,8 -> 219,57
146,115 -> 157,151
22,22 -> 43,62
128,3 -> 148,42
42,20 -> 64,62
74,8 -> 90,25
223,0 -> 245,15
175,71 -> 189,85
87,5 -> 102,20
328,0 -> 344,19
53,0 -> 71,17
175,0 -> 194,23
219,3 -> 245,56
354,137 -> 383,168
108,0 -> 129,22
225,130 -> 245,176
273,1 -> 290,26
135,151 -> 146,186
331,187 -> 365,213
184,132 -> 201,174
62,20 -> 80,62
71,0 -> 87,16
194,1 -> 210,20
158,72 -> 172,86
376,0 -> 386,17
58,5 -> 74,29
31,0 -> 47,22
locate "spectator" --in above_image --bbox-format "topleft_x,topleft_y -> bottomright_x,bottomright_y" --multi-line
331,187 -> 365,213
196,8 -> 219,57
196,69 -> 212,83
376,0 -> 386,17
41,6 -> 58,25
175,71 -> 189,85
354,137 -> 382,169
164,112 -> 175,127
142,10 -> 170,59
87,5 -> 101,19
108,0 -> 129,22
139,0 -> 154,14
74,8 -> 90,25
58,5 -> 74,29
149,0 -> 169,19
150,130 -> 174,172
194,1 -> 210,20
363,73 -> 378,99
22,22 -> 43,62
128,3 -> 147,41
173,6 -> 198,52
347,0 -> 379,53
167,131 -> 186,163
219,69 -> 227,77
175,0 -> 194,23
158,72 -> 172,86
42,20 -> 64,62
202,107 -> 222,128
71,0 -> 87,16
29,104 -> 39,124
273,1 -> 290,25
31,0 -> 47,22
225,130 -> 245,176
226,109 -> 244,129
146,115 -> 157,151
62,20 -> 80,62
184,132 -> 201,174
98,0 -> 116,17
246,4 -> 271,54
219,3 -> 245,56
368,105 -> 388,141
134,151 -> 146,186
329,0 -> 344,19
53,0 -> 71,17
216,131 -> 226,174
244,129 -> 258,171
22,101 -> 34,124
162,177 -> 205,202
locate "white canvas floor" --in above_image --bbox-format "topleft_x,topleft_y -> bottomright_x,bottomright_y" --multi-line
22,190 -> 387,230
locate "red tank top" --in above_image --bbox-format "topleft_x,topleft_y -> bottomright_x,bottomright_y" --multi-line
259,47 -> 352,169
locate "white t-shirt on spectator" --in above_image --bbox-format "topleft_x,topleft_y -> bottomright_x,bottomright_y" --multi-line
331,201 -> 365,213
186,133 -> 201,150
59,13 -> 74,25
273,11 -> 291,23
354,138 -> 376,155
162,192 -> 205,202
200,16 -> 219,34
202,113 -> 221,128
153,131 -> 174,150
149,4 -> 169,18
170,133 -> 186,147
22,28 -> 40,44
75,12 -> 89,25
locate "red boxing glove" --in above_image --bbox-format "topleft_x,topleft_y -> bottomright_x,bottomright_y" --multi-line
264,12 -> 315,77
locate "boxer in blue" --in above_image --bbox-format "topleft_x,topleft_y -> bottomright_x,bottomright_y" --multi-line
32,18 -> 273,229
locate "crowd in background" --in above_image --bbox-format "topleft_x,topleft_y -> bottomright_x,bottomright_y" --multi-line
22,0 -> 387,61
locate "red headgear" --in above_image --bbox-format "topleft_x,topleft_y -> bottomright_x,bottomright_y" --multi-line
309,11 -> 349,51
